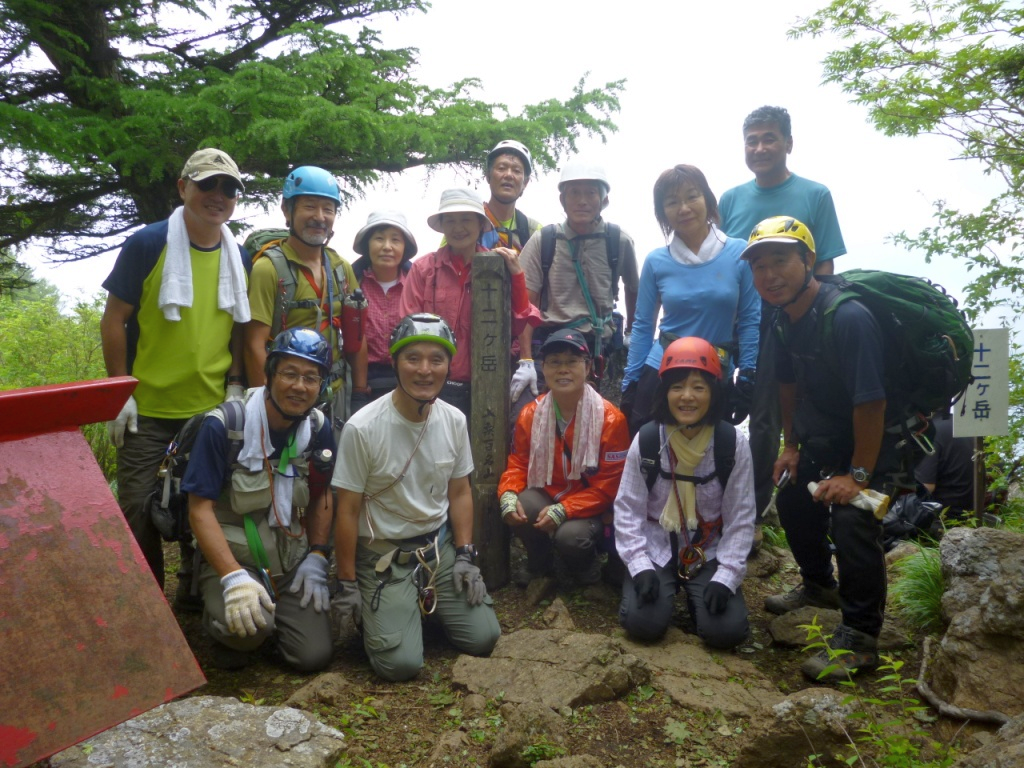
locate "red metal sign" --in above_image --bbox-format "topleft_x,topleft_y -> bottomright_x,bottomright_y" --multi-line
0,378 -> 206,768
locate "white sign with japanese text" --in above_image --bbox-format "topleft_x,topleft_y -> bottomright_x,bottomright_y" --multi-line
954,328 -> 1009,438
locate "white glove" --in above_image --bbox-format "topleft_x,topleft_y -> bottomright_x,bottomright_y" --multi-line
225,383 -> 245,402
107,395 -> 138,448
288,552 -> 330,612
509,359 -> 538,403
220,569 -> 275,636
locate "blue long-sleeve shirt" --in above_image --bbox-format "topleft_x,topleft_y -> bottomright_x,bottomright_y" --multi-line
623,236 -> 760,386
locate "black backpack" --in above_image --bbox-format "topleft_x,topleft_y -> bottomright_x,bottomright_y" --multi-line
147,401 -> 246,543
637,420 -> 737,492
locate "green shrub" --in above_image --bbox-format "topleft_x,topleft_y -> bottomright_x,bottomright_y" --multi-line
890,545 -> 945,634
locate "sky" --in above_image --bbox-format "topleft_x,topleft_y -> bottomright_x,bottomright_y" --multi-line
24,0 -> 1014,330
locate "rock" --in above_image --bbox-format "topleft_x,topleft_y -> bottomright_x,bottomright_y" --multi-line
745,547 -> 782,579
462,693 -> 488,716
541,597 -> 576,630
525,576 -> 557,606
284,672 -> 352,709
535,757 -> 605,768
886,540 -> 920,568
929,527 -> 1024,718
425,729 -> 470,767
733,688 -> 855,768
952,713 -> 1024,767
767,606 -> 911,650
49,695 -> 345,768
617,628 -> 779,718
452,628 -> 650,709
489,700 -> 568,768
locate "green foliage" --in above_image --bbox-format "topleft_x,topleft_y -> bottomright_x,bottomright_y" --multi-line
0,0 -> 624,259
799,619 -> 958,767
0,285 -> 116,479
761,523 -> 789,549
790,0 -> 1024,319
520,737 -> 567,765
0,248 -> 35,297
889,545 -> 946,633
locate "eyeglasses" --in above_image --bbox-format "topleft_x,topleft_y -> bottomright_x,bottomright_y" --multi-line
275,370 -> 323,388
195,176 -> 243,198
543,357 -> 586,368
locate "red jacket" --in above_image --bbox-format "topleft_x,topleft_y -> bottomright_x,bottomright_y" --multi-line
499,394 -> 629,519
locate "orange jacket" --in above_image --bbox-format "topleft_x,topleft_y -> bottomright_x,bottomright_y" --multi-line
499,394 -> 629,519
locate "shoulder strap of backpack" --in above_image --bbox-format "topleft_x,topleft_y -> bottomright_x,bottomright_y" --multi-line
712,420 -> 736,490
604,223 -> 621,304
638,420 -> 736,492
514,209 -> 532,251
539,224 -> 557,312
257,246 -> 300,339
210,400 -> 247,466
638,420 -> 662,492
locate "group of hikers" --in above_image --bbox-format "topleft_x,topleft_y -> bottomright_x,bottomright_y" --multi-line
101,104 -> 941,685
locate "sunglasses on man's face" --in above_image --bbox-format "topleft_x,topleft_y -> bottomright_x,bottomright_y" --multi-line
195,176 -> 242,198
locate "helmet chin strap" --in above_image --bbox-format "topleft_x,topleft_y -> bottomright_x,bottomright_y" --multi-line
395,360 -> 450,416
265,388 -> 311,423
768,262 -> 814,310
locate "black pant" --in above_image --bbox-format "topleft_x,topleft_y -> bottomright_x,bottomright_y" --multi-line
749,322 -> 781,521
777,460 -> 888,636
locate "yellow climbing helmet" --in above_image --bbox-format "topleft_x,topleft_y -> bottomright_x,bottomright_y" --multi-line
740,216 -> 816,261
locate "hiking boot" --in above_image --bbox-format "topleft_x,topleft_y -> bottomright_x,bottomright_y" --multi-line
764,580 -> 840,615
513,564 -> 552,588
209,642 -> 255,671
174,572 -> 204,614
801,624 -> 879,682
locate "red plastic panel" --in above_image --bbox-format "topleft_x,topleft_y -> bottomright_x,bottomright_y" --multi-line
0,377 -> 137,441
0,386 -> 205,768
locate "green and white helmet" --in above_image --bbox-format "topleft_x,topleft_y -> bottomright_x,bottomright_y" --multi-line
389,313 -> 457,358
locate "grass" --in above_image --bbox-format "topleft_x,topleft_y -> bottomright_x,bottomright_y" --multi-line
889,544 -> 945,634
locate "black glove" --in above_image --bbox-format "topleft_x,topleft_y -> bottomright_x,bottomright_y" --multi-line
726,369 -> 756,425
350,389 -> 371,413
620,379 -> 639,428
703,581 -> 733,615
633,569 -> 660,605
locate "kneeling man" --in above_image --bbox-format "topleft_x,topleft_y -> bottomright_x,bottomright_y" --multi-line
331,313 -> 500,681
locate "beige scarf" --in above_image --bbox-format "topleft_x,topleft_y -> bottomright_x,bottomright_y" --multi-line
658,424 -> 713,533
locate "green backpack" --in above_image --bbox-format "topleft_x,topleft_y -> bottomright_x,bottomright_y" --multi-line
817,269 -> 974,417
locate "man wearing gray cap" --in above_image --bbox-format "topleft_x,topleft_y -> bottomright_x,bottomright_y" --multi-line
100,147 -> 251,602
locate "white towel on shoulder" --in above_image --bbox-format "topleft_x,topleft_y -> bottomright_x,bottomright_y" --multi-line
158,206 -> 251,323
236,387 -> 312,528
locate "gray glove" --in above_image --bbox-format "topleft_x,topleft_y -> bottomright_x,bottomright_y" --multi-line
289,552 -> 330,612
331,578 -> 362,628
220,569 -> 274,637
107,395 -> 138,447
453,553 -> 487,606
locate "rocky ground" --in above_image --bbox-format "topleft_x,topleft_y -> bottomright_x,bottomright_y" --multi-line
142,540 -> 974,768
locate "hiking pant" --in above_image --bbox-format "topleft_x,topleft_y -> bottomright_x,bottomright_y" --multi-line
198,561 -> 333,673
749,326 -> 781,521
777,461 -> 887,637
514,488 -> 602,576
622,364 -> 660,437
439,380 -> 471,424
356,535 -> 500,682
116,415 -> 194,589
619,560 -> 749,650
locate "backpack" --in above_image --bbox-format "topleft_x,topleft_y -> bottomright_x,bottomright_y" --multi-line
538,223 -> 621,313
881,493 -> 943,551
637,420 -> 737,492
147,401 -> 326,542
242,228 -> 355,339
147,400 -> 246,543
816,270 -> 974,417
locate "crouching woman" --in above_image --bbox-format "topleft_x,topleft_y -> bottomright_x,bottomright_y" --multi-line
614,337 -> 755,649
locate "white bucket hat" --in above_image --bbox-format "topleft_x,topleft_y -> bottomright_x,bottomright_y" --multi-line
352,210 -> 418,259
426,188 -> 493,233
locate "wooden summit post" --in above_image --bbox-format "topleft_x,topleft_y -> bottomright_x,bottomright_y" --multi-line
470,253 -> 511,587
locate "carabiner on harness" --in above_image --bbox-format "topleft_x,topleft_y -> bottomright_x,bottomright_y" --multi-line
677,545 -> 706,580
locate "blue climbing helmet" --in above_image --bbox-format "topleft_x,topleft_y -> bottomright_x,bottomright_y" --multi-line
282,166 -> 342,205
265,328 -> 331,396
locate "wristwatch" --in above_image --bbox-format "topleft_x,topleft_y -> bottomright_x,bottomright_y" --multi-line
849,466 -> 871,484
455,544 -> 478,563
